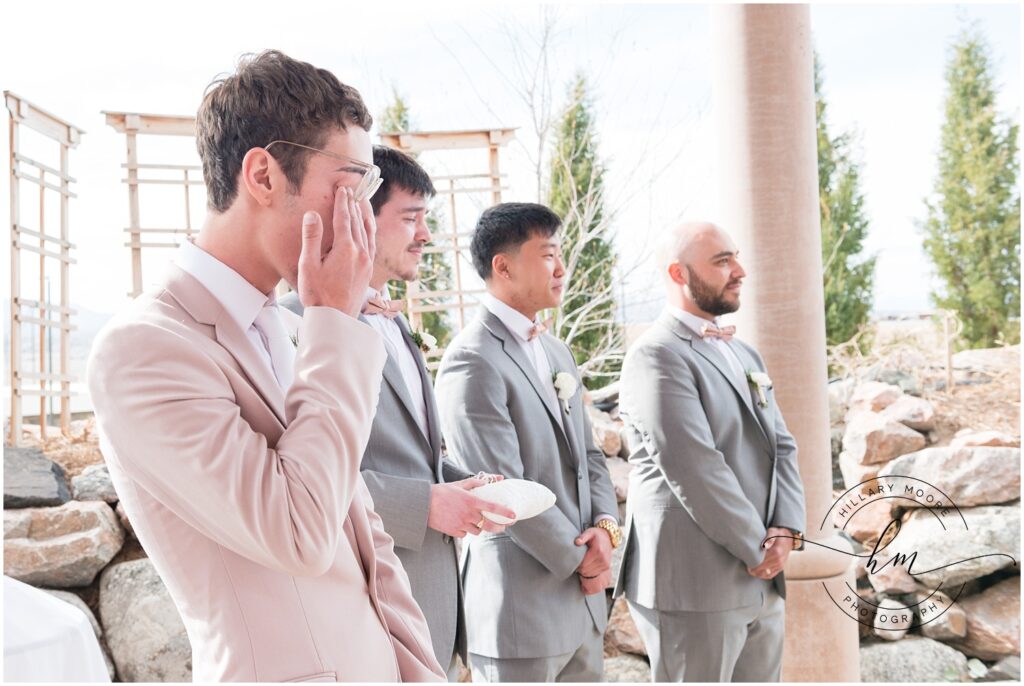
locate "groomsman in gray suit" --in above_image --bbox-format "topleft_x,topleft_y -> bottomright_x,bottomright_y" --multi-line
282,146 -> 516,678
615,221 -> 806,682
435,203 -> 622,682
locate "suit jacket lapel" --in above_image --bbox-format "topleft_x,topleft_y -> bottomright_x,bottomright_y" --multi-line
360,315 -> 431,452
539,336 -> 583,465
659,312 -> 772,451
164,264 -> 287,427
727,341 -> 778,456
395,315 -> 442,460
479,310 -> 571,451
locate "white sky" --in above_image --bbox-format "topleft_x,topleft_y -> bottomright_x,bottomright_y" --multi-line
0,1 -> 1019,322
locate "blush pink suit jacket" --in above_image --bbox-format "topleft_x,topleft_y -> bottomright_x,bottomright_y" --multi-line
87,265 -> 445,682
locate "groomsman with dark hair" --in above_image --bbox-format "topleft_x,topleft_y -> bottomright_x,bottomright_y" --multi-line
435,202 -> 621,682
282,145 -> 515,679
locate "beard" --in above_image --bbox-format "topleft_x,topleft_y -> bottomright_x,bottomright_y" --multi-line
686,266 -> 740,316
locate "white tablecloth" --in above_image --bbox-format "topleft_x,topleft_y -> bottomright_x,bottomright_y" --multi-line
4,576 -> 110,682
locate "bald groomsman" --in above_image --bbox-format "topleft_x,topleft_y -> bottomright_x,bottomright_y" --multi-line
282,146 -> 515,678
436,203 -> 621,682
615,221 -> 806,682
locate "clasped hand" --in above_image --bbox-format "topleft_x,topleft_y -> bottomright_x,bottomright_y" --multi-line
747,527 -> 795,580
575,527 -> 613,595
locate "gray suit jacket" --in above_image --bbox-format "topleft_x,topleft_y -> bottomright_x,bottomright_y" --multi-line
434,307 -> 618,659
280,292 -> 471,668
614,311 -> 806,612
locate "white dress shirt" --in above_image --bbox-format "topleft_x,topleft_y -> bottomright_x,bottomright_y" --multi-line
482,294 -> 614,527
362,287 -> 429,437
173,240 -> 292,388
481,293 -> 562,421
668,306 -> 748,387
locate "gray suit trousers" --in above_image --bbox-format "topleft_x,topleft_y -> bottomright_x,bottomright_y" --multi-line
627,588 -> 785,682
468,624 -> 604,683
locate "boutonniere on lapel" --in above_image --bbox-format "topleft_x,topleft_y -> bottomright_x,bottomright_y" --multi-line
552,371 -> 577,414
411,330 -> 438,355
746,370 -> 772,408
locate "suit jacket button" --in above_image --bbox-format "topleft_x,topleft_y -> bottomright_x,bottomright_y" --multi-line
578,472 -> 583,480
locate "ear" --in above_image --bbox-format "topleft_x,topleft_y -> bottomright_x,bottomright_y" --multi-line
492,253 -> 512,281
667,261 -> 687,287
239,147 -> 276,207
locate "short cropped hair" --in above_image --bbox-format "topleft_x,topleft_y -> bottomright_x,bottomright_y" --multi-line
369,146 -> 436,215
196,50 -> 373,212
470,203 -> 561,280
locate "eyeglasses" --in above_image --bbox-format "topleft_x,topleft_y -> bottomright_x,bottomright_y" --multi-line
264,140 -> 383,202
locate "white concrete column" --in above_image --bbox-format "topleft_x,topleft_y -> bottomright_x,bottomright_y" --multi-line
711,4 -> 859,681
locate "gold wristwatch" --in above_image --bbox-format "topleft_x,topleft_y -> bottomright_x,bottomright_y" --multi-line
596,519 -> 623,548
786,529 -> 805,551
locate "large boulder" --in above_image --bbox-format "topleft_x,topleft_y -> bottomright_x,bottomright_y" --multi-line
873,598 -> 913,640
983,656 -> 1021,682
868,561 -> 918,595
833,499 -> 895,544
605,597 -> 646,656
895,504 -> 1020,587
592,420 -> 622,458
71,463 -> 118,503
99,558 -> 191,682
4,501 -> 124,587
950,577 -> 1021,661
839,451 -> 882,493
859,637 -> 970,682
4,446 -> 71,508
841,413 -> 926,466
606,458 -> 633,503
881,395 -> 936,432
878,447 -> 1020,507
604,654 -> 650,682
916,590 -> 967,641
848,381 -> 904,414
951,430 -> 1020,449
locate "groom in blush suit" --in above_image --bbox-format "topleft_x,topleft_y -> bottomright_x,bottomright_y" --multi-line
282,145 -> 515,679
435,203 -> 622,682
614,221 -> 806,682
87,51 -> 444,682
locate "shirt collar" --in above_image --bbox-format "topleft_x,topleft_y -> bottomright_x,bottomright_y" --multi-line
174,239 -> 270,332
482,292 -> 541,344
667,306 -> 720,338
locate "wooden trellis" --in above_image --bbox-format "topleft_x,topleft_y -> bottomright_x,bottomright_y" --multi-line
6,92 -> 83,444
379,128 -> 516,367
103,112 -> 199,298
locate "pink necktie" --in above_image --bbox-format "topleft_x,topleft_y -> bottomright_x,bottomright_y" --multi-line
362,296 -> 404,319
527,321 -> 548,341
700,322 -> 736,342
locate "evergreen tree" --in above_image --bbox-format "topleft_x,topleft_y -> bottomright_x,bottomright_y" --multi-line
379,90 -> 454,346
922,26 -> 1020,347
815,55 -> 876,346
547,74 -> 623,388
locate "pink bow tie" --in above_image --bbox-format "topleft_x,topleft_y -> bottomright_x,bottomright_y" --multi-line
527,320 -> 548,341
362,296 -> 404,319
700,322 -> 736,342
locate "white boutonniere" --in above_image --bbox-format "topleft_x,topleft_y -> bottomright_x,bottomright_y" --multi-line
746,370 -> 772,408
552,371 -> 577,414
411,330 -> 437,355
